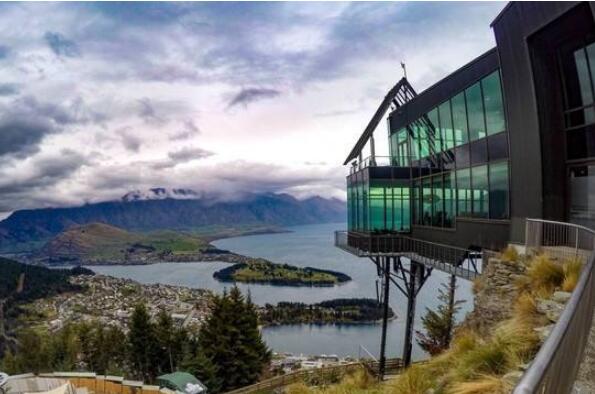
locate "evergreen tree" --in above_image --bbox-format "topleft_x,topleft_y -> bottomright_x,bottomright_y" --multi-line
198,287 -> 271,393
128,304 -> 159,381
415,277 -> 464,355
179,342 -> 220,393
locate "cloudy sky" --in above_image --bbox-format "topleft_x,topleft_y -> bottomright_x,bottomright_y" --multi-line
0,1 -> 505,218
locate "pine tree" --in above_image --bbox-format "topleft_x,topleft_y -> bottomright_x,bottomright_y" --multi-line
180,343 -> 220,393
415,277 -> 464,355
128,304 -> 159,381
198,287 -> 271,393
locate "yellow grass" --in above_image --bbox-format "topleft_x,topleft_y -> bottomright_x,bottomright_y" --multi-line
562,258 -> 583,292
450,375 -> 511,394
526,254 -> 564,296
500,246 -> 519,262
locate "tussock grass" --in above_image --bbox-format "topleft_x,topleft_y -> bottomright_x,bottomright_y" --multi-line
500,246 -> 519,263
526,254 -> 564,297
562,258 -> 583,292
449,375 -> 511,394
387,365 -> 435,394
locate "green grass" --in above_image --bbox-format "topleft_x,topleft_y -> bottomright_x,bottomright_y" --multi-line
44,223 -> 209,262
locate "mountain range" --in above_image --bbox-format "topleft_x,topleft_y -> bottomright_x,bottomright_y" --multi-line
0,189 -> 346,252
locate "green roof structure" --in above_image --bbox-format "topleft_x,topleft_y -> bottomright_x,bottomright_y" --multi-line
156,372 -> 207,394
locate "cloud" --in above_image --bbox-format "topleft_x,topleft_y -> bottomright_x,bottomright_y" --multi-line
116,127 -> 142,153
0,116 -> 56,158
138,98 -> 166,124
170,119 -> 200,141
0,83 -> 19,96
44,31 -> 80,58
0,149 -> 89,196
0,45 -> 9,60
227,88 -> 281,108
167,146 -> 214,162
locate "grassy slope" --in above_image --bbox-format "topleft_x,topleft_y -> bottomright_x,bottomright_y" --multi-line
42,223 -> 208,261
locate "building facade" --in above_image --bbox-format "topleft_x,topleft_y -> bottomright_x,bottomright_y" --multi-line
345,1 -> 595,251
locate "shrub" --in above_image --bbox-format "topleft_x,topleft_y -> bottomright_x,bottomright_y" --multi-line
527,254 -> 564,296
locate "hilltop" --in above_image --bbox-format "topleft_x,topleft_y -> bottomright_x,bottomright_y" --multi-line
36,222 -> 212,264
0,191 -> 346,253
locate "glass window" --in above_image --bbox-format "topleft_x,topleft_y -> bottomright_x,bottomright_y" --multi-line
489,161 -> 509,219
416,122 -> 430,159
487,132 -> 509,161
413,179 -> 421,225
409,125 -> 420,161
452,92 -> 468,146
471,165 -> 489,218
483,71 -> 506,135
397,129 -> 409,166
422,177 -> 432,226
470,139 -> 488,165
466,82 -> 486,141
438,101 -> 455,150
456,168 -> 472,217
444,172 -> 455,227
368,185 -> 385,231
455,145 -> 470,168
432,174 -> 444,227
401,187 -> 411,231
567,125 -> 595,160
427,109 -> 441,153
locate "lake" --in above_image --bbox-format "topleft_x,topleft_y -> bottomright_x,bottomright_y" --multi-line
90,222 -> 474,361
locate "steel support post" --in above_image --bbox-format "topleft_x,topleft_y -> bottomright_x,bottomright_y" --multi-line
378,256 -> 391,379
402,260 -> 418,367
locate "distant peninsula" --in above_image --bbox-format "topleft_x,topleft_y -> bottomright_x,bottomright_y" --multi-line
213,260 -> 351,287
259,298 -> 395,326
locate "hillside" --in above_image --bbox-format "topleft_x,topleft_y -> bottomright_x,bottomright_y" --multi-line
0,192 -> 346,252
37,223 -> 210,264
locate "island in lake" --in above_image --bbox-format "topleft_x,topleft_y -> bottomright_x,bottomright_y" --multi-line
213,259 -> 351,286
259,298 -> 395,325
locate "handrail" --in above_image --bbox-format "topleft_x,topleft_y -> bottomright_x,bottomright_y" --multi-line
514,218 -> 595,394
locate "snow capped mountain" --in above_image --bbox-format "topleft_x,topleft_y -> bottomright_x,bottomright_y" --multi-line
121,188 -> 200,202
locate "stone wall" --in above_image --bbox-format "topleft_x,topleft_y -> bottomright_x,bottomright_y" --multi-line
460,257 -> 528,336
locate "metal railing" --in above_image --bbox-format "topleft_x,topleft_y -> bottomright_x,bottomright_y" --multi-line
223,359 -> 403,394
334,231 -> 482,280
348,155 -> 439,174
514,219 -> 595,394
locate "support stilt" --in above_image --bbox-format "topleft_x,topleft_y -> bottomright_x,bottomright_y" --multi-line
402,260 -> 417,367
378,257 -> 391,379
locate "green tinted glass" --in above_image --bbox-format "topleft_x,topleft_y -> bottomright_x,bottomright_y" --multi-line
482,71 -> 506,135
471,165 -> 489,218
438,101 -> 454,150
466,82 -> 486,141
489,161 -> 509,219
451,92 -> 468,146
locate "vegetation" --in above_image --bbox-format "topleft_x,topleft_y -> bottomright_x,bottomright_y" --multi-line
0,286 -> 270,394
260,298 -> 394,325
198,286 -> 271,392
287,252 -> 584,394
213,260 -> 351,286
41,223 -> 209,264
416,278 -> 464,356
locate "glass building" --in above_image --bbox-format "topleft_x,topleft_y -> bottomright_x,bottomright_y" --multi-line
344,2 -> 595,251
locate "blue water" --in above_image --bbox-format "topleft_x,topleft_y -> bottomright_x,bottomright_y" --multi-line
90,222 -> 473,360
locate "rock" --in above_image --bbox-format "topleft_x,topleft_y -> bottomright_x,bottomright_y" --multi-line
536,299 -> 565,322
534,324 -> 555,342
552,291 -> 572,304
502,371 -> 524,386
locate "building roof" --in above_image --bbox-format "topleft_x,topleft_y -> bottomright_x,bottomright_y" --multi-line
157,372 -> 206,394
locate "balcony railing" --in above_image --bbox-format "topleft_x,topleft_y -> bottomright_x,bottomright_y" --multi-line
514,219 -> 595,394
334,231 -> 482,280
